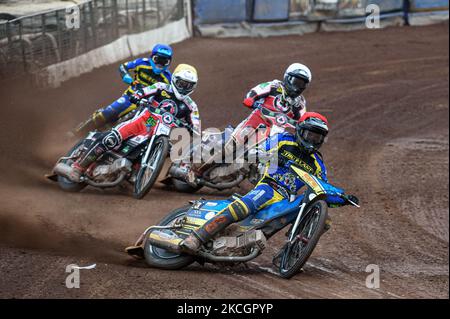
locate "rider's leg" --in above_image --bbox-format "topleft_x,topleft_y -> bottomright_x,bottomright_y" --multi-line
180,183 -> 286,253
54,130 -> 122,182
76,108 -> 151,169
74,94 -> 133,136
55,109 -> 151,182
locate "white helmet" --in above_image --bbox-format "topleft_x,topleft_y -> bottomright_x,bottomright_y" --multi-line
283,63 -> 312,98
171,64 -> 198,100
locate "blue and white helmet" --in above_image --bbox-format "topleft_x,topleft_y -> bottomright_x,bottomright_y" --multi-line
150,44 -> 173,74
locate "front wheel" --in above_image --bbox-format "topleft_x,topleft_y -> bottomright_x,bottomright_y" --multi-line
144,206 -> 195,269
278,200 -> 328,279
133,136 -> 170,199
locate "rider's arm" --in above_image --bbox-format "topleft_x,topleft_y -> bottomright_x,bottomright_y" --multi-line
243,82 -> 273,108
119,60 -> 137,85
313,155 -> 347,207
129,83 -> 161,105
185,98 -> 201,136
161,69 -> 172,84
264,132 -> 296,155
138,82 -> 166,98
297,96 -> 307,119
119,58 -> 149,85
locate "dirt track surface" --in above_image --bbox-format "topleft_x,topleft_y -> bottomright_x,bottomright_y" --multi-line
0,23 -> 448,299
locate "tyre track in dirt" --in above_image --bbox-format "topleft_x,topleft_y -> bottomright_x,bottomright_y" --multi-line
0,23 -> 448,298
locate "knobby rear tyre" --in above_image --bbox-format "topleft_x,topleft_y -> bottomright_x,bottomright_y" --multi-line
144,205 -> 195,270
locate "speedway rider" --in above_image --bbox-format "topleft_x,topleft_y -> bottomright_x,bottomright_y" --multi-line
178,63 -> 314,185
242,63 -> 312,120
178,112 -> 359,253
54,64 -> 201,182
74,44 -> 174,136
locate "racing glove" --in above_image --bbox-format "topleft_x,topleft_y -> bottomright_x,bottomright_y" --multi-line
243,97 -> 255,108
129,94 -> 141,105
122,74 -> 133,85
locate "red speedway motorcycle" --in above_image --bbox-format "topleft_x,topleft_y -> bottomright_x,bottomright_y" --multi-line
166,101 -> 299,193
47,101 -> 191,199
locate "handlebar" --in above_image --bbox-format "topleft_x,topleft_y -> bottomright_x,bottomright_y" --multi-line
137,100 -> 192,130
340,194 -> 360,208
258,106 -> 298,127
288,163 -> 360,208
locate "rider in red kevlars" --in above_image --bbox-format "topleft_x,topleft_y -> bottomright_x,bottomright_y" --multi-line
242,63 -> 312,121
53,64 -> 200,183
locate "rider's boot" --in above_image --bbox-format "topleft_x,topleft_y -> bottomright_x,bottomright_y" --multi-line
73,110 -> 108,138
179,200 -> 249,254
179,213 -> 233,254
54,135 -> 110,182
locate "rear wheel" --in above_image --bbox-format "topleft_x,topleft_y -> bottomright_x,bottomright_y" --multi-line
57,141 -> 87,192
278,200 -> 328,279
144,206 -> 195,269
133,136 -> 170,199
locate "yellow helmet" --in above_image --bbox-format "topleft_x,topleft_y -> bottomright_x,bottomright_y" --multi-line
171,64 -> 198,99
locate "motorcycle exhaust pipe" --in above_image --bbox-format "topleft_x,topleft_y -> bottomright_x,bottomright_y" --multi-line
168,165 -> 188,180
148,229 -> 261,262
146,229 -> 183,253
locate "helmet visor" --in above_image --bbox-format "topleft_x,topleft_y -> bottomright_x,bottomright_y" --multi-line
175,78 -> 196,95
152,55 -> 171,67
301,129 -> 326,146
286,75 -> 308,97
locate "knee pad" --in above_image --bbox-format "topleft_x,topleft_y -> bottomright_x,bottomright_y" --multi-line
101,130 -> 122,150
228,199 -> 251,221
92,110 -> 107,126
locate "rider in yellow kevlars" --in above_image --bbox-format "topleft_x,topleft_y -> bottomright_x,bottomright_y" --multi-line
177,112 -> 359,253
74,44 -> 174,136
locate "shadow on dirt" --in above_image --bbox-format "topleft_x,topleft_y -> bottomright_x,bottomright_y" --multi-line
0,212 -> 126,265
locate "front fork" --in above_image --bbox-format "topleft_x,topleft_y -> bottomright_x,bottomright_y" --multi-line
287,190 -> 317,243
141,135 -> 156,168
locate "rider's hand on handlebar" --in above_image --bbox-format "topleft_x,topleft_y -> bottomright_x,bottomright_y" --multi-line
243,97 -> 255,108
122,74 -> 133,85
129,94 -> 141,105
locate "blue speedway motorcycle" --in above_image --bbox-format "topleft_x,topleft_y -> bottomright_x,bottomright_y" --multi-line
128,165 -> 359,279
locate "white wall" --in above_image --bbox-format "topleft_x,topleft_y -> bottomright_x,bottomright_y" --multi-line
39,18 -> 191,88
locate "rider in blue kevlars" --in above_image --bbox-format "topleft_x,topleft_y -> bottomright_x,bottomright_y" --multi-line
74,44 -> 173,136
178,112 -> 360,253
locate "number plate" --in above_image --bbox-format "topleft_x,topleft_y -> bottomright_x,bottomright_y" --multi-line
156,123 -> 171,136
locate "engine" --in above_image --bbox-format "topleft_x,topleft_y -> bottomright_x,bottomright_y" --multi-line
208,163 -> 250,181
91,158 -> 132,181
211,229 -> 266,256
